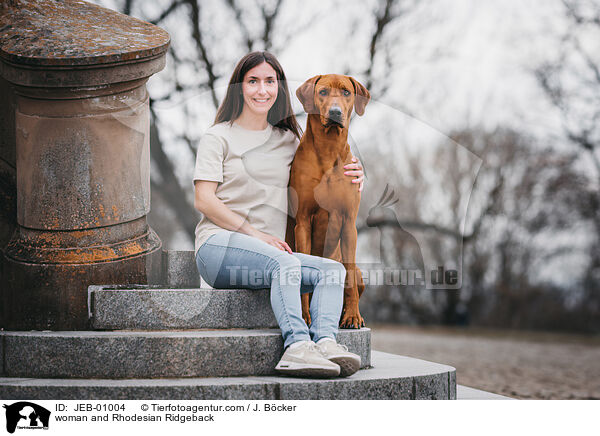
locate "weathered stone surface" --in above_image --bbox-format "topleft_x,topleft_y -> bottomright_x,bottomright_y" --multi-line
2,247 -> 163,331
413,373 -> 451,400
0,351 -> 455,400
162,251 -> 201,288
0,377 -> 281,400
13,89 -> 152,232
90,286 -> 278,329
0,76 -> 16,251
449,370 -> 457,400
1,329 -> 370,379
0,76 -> 16,168
0,0 -> 170,67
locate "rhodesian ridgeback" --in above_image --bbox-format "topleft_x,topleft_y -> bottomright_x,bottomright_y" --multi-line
287,74 -> 370,329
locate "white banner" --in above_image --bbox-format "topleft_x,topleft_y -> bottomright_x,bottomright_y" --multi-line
0,399 -> 596,435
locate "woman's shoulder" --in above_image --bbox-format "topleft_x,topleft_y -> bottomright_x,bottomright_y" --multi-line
200,123 -> 238,150
204,122 -> 233,138
272,125 -> 300,144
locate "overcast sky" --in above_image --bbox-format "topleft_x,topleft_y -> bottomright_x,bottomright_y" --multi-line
96,0 -> 573,139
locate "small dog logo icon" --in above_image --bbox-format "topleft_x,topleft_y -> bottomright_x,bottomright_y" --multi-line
3,402 -> 51,433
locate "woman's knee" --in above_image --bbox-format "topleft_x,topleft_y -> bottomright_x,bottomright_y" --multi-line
272,253 -> 302,287
326,260 -> 347,285
309,258 -> 346,286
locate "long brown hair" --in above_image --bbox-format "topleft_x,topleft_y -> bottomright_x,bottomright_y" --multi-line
214,51 -> 301,140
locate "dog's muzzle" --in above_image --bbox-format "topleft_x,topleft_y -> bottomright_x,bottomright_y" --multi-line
326,106 -> 344,126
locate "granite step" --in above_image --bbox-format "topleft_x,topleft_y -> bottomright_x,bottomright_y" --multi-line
0,351 -> 456,400
0,328 -> 370,379
456,385 -> 514,400
88,285 -> 278,330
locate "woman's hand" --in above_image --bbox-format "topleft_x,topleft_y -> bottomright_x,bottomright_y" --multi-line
344,156 -> 364,192
195,182 -> 292,254
249,229 -> 293,253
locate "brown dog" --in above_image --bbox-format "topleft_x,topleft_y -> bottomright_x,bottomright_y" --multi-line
287,74 -> 370,329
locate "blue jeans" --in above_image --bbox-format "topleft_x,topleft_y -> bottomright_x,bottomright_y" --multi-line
195,230 -> 346,348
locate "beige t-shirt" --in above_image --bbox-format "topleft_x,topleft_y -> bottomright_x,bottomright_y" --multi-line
193,121 -> 299,254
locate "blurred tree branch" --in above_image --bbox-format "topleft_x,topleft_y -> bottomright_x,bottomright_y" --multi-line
185,0 -> 220,109
150,107 -> 200,237
224,0 -> 254,51
534,0 -> 600,322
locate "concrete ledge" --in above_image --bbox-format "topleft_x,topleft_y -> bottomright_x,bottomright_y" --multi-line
0,351 -> 455,400
457,385 -> 514,400
89,286 -> 278,329
0,329 -> 370,379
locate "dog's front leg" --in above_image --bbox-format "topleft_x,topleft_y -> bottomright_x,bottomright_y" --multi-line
339,222 -> 364,329
294,210 -> 313,326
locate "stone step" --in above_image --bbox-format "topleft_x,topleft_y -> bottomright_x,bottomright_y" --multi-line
457,385 -> 514,400
161,250 -> 201,288
88,285 -> 278,330
0,351 -> 456,400
0,329 -> 370,379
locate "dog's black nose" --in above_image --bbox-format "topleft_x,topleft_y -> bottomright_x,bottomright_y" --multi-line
328,107 -> 343,122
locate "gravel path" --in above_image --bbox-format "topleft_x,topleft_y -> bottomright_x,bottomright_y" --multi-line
370,325 -> 600,399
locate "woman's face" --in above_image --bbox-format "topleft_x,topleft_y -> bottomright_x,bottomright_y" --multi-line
241,62 -> 278,118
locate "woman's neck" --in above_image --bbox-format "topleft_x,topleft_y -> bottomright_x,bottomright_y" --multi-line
234,108 -> 269,130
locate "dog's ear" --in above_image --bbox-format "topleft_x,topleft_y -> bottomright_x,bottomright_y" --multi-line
296,75 -> 321,114
349,77 -> 371,116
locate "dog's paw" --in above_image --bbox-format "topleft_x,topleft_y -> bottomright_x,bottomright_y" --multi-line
339,311 -> 364,329
301,293 -> 312,326
302,310 -> 312,327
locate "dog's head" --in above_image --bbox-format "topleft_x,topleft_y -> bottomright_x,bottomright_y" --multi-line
296,74 -> 370,129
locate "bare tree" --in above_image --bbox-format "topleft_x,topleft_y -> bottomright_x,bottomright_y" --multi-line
357,123 -> 598,331
458,128 -> 596,331
534,0 -> 600,330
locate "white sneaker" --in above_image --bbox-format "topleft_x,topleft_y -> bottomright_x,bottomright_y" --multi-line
275,341 -> 341,378
316,338 -> 361,377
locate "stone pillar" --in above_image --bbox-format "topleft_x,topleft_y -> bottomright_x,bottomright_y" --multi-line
0,0 -> 170,330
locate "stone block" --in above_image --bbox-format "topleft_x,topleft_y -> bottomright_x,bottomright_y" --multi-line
90,286 -> 278,329
162,250 -> 200,288
1,329 -> 370,379
0,351 -> 455,400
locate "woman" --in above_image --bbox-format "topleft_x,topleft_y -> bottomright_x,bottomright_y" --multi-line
193,51 -> 364,378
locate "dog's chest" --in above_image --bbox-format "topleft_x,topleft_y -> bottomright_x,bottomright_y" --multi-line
313,163 -> 357,212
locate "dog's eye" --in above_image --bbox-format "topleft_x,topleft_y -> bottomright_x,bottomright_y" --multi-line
343,89 -> 351,96
319,89 -> 328,96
